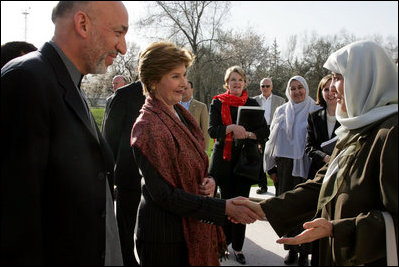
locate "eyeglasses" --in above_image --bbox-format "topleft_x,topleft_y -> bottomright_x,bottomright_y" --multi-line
261,85 -> 271,88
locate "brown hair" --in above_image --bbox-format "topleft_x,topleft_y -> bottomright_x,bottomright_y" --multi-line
316,74 -> 332,108
223,65 -> 247,90
138,41 -> 195,97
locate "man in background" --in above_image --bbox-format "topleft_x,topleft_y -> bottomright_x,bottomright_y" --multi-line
253,78 -> 285,194
102,80 -> 145,266
180,80 -> 210,151
102,75 -> 128,128
112,75 -> 127,91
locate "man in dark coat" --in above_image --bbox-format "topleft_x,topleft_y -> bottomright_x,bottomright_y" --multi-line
102,81 -> 145,266
1,2 -> 129,265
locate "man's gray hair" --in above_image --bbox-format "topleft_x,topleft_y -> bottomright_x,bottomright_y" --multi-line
260,78 -> 273,85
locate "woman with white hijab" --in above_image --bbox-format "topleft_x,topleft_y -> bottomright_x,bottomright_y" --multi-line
263,75 -> 320,265
232,40 -> 398,265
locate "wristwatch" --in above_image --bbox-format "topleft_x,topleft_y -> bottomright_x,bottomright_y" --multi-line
248,132 -> 252,138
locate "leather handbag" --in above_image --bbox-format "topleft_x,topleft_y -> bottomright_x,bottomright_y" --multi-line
233,140 -> 262,183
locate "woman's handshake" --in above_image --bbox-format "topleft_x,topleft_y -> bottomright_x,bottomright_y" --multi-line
225,197 -> 266,224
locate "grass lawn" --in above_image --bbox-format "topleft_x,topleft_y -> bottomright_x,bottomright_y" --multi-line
91,107 -> 105,129
91,107 -> 272,186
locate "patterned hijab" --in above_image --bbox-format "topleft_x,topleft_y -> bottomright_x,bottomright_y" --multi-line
131,97 -> 226,266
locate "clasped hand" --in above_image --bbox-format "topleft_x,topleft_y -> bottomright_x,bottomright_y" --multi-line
225,197 -> 266,224
226,199 -> 333,245
199,176 -> 216,197
227,124 -> 247,139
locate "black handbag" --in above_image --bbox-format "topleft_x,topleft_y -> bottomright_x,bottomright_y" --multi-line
233,140 -> 262,182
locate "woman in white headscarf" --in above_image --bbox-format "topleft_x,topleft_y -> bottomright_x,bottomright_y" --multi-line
263,75 -> 320,265
233,40 -> 398,266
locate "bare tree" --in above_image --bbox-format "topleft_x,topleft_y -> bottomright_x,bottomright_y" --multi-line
81,42 -> 140,106
218,30 -> 270,97
301,35 -> 337,98
383,35 -> 398,61
82,73 -> 112,107
136,1 -> 231,103
108,42 -> 141,83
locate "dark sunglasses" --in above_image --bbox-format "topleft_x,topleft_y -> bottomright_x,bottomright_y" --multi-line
261,85 -> 271,88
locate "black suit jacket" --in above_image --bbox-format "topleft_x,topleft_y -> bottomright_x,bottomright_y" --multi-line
1,42 -> 114,265
305,108 -> 340,180
132,147 -> 226,243
208,97 -> 269,184
102,81 -> 145,189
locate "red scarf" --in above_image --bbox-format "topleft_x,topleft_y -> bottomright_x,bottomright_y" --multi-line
213,90 -> 248,161
131,97 -> 226,266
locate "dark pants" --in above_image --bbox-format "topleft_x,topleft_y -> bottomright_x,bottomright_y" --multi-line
219,176 -> 252,252
116,187 -> 141,266
257,171 -> 268,188
258,142 -> 268,189
136,240 -> 188,266
275,157 -> 311,255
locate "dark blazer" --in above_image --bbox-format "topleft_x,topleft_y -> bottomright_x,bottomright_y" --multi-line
101,93 -> 115,128
101,81 -> 145,265
102,81 -> 145,189
1,42 -> 114,265
133,147 -> 226,242
305,108 -> 340,180
208,97 -> 269,184
133,144 -> 226,264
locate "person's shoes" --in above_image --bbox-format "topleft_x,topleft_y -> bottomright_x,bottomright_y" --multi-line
256,187 -> 268,194
233,251 -> 246,265
298,253 -> 309,266
284,250 -> 298,265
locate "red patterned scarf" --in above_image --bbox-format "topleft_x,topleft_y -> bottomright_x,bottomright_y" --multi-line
213,90 -> 248,161
131,97 -> 226,266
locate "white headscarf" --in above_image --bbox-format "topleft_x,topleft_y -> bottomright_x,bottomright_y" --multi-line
264,75 -> 320,178
323,40 -> 398,139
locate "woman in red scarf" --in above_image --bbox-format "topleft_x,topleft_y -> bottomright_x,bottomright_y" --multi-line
208,66 -> 269,264
131,42 -> 262,266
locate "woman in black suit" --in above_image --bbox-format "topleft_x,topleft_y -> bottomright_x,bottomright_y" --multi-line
306,74 -> 341,181
130,42 -> 262,266
305,74 -> 340,266
208,66 -> 269,264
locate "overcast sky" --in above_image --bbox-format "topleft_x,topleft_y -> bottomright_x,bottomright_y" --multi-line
1,1 -> 398,54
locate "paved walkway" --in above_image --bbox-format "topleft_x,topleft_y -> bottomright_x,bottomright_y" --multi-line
220,186 -> 306,266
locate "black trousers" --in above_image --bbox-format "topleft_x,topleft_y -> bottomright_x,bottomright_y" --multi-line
136,240 -> 188,266
218,175 -> 252,252
116,187 -> 141,266
257,170 -> 268,188
275,157 -> 311,255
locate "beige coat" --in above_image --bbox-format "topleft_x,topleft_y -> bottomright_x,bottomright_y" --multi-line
253,93 -> 286,125
189,99 -> 210,150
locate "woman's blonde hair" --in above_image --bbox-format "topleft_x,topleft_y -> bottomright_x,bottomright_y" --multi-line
138,41 -> 195,97
223,65 -> 247,90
